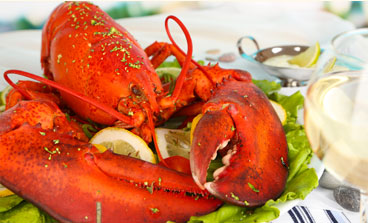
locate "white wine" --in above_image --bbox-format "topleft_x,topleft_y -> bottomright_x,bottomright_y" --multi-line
305,71 -> 368,190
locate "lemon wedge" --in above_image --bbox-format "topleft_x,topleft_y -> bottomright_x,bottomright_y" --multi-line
270,100 -> 287,125
0,184 -> 13,197
0,86 -> 12,106
155,128 -> 190,159
90,127 -> 156,163
288,42 -> 320,68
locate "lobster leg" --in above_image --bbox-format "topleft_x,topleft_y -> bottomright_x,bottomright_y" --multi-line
0,99 -> 87,141
145,41 -> 253,110
145,41 -> 196,70
191,79 -> 289,207
6,81 -> 60,110
0,124 -> 222,223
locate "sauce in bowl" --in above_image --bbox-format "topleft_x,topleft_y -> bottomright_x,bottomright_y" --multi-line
263,55 -> 308,68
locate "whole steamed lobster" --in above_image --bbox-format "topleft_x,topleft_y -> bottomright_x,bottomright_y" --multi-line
0,2 -> 288,222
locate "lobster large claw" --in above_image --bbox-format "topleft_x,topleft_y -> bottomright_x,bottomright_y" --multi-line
190,80 -> 289,207
0,100 -> 222,223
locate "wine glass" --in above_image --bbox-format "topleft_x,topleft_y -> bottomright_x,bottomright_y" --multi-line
304,28 -> 368,222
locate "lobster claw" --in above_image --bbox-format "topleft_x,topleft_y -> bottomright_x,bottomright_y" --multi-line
0,123 -> 222,223
190,80 -> 289,207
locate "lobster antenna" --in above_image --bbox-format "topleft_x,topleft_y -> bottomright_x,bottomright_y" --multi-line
142,103 -> 169,167
164,15 -> 192,102
3,70 -> 134,126
165,15 -> 214,92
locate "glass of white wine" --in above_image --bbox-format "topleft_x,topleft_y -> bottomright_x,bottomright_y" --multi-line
304,28 -> 368,222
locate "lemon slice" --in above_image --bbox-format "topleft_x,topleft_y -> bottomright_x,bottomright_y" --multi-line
288,42 -> 320,68
190,114 -> 203,144
0,184 -> 14,197
270,100 -> 287,125
323,56 -> 337,73
90,127 -> 156,163
93,144 -> 108,153
0,85 -> 12,106
155,128 -> 190,159
0,105 -> 5,113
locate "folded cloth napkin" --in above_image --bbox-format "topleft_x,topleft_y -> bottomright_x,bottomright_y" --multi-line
273,205 -> 352,223
273,187 -> 359,223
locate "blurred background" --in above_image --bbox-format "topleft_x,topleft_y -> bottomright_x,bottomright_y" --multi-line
0,1 -> 367,33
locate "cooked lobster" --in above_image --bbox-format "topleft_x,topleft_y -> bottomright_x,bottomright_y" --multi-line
0,1 -> 288,222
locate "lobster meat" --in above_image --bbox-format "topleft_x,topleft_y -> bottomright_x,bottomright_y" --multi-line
0,1 -> 288,222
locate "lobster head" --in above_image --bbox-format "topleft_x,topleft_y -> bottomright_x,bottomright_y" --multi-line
41,2 -> 163,128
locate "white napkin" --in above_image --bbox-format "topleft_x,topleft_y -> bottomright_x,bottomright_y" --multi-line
273,205 -> 352,223
273,187 -> 359,223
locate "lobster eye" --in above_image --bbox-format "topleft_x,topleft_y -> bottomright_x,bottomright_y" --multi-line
130,84 -> 142,96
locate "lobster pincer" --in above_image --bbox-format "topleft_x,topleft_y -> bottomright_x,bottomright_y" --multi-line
190,78 -> 289,207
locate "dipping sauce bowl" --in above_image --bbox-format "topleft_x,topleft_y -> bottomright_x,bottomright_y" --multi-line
237,36 -> 314,86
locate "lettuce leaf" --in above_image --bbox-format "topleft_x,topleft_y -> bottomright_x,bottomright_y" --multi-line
0,195 -> 23,213
252,80 -> 281,95
189,80 -> 318,223
158,59 -> 181,68
0,201 -> 57,223
190,168 -> 318,223
158,59 -> 205,68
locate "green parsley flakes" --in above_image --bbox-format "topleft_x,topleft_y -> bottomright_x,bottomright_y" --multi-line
248,182 -> 260,193
150,208 -> 159,214
231,192 -> 240,201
